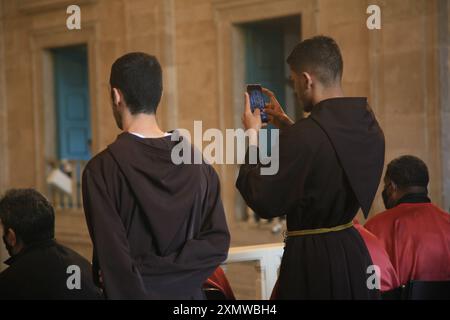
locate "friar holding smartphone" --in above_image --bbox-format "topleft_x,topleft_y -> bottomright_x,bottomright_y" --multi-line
237,36 -> 385,299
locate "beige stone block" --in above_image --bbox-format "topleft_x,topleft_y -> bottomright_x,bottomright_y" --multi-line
342,81 -> 370,98
175,0 -> 213,23
381,18 -> 426,55
125,0 -> 161,15
384,114 -> 427,155
127,10 -> 159,36
380,0 -> 429,21
317,0 -> 367,25
127,35 -> 160,53
382,51 -> 424,114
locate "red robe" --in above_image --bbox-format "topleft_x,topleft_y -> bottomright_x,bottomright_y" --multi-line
365,200 -> 450,286
204,267 -> 235,300
353,219 -> 400,291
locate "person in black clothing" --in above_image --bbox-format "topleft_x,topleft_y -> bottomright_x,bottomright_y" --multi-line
238,36 -> 385,299
0,189 -> 101,300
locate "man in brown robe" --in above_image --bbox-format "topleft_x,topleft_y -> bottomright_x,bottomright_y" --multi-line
82,52 -> 230,299
237,36 -> 385,299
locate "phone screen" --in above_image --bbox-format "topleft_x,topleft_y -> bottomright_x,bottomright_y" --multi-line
247,84 -> 268,123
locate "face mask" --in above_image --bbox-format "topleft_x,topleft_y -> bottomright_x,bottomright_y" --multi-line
382,188 -> 393,210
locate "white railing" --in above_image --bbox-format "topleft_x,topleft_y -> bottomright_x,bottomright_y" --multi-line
47,159 -> 87,211
225,243 -> 284,300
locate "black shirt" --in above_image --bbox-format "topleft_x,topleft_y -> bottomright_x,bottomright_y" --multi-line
0,239 -> 102,300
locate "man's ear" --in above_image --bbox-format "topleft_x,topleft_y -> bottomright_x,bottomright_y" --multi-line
301,72 -> 313,89
5,228 -> 17,247
112,88 -> 122,106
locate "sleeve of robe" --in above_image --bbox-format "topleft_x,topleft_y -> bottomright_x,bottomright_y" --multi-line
82,167 -> 149,299
179,165 -> 230,270
236,123 -> 317,219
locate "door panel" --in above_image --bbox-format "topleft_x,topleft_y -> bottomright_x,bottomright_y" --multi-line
53,45 -> 91,160
245,24 -> 286,107
245,23 -> 286,155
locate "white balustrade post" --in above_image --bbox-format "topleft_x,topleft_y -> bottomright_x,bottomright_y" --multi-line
225,243 -> 284,300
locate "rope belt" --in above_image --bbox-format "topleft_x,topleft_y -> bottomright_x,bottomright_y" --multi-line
284,221 -> 354,240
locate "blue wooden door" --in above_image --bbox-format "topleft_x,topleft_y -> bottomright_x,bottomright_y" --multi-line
245,23 -> 286,155
53,45 -> 91,160
245,23 -> 286,107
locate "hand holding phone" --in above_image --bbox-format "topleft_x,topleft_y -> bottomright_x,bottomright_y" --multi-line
262,87 -> 294,130
246,84 -> 268,123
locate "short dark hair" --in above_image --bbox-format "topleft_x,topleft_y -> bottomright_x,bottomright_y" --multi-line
287,35 -> 343,86
0,189 -> 55,245
110,52 -> 163,115
385,155 -> 429,189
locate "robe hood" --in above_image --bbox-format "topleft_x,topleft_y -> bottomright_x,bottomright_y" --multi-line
107,131 -> 207,255
310,97 -> 385,217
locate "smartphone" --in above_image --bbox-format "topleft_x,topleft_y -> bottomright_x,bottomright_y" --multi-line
246,84 -> 268,123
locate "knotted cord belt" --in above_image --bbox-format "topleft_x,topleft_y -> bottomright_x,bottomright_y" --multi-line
284,221 -> 354,241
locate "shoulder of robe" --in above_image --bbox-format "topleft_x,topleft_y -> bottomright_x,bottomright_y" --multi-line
280,117 -> 329,147
287,117 -> 326,136
365,207 -> 401,230
56,243 -> 92,266
84,148 -> 119,177
200,162 -> 220,182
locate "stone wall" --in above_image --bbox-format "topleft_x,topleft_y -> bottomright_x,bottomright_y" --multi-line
0,0 -> 448,266
368,0 -> 446,214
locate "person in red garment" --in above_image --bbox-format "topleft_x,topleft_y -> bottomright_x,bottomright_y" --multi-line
204,267 -> 236,300
353,219 -> 400,292
365,155 -> 450,286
